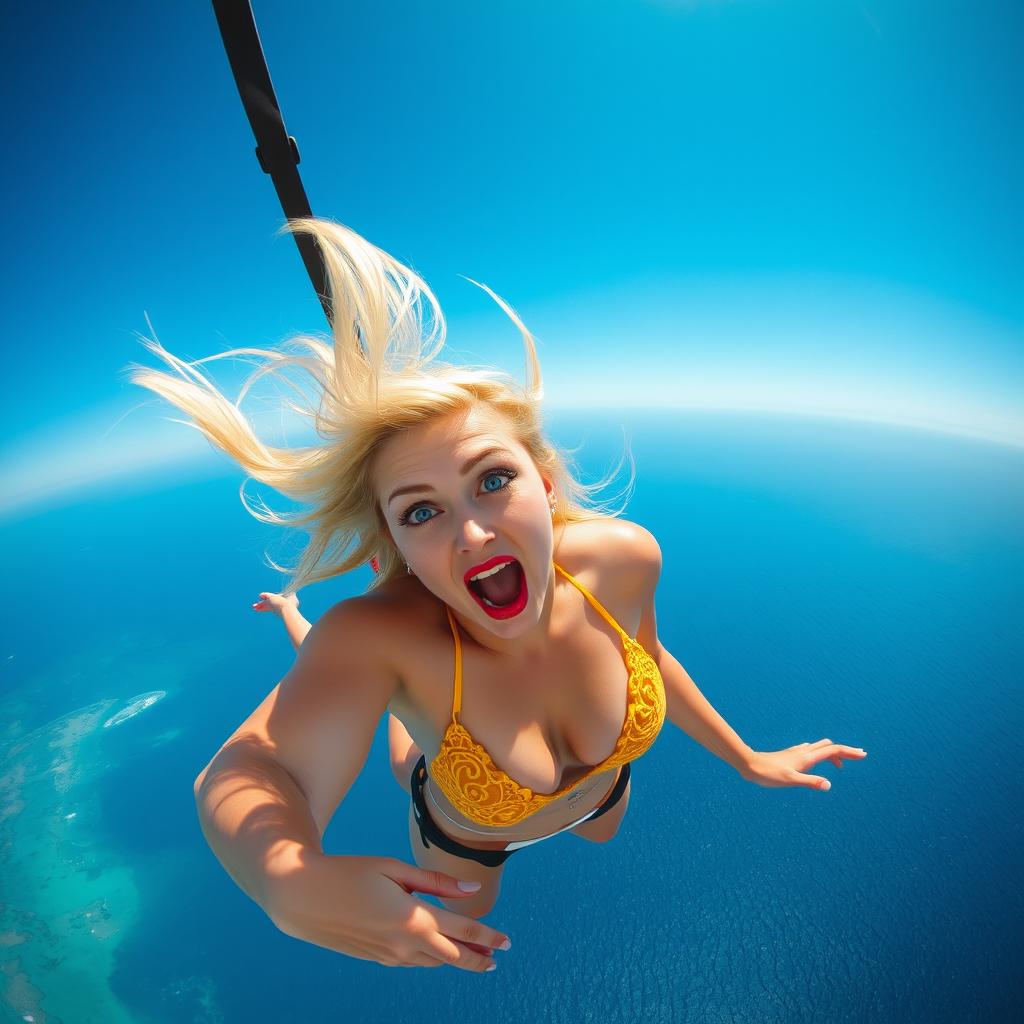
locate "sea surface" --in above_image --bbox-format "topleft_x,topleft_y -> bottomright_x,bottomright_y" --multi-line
1,410 -> 1021,1023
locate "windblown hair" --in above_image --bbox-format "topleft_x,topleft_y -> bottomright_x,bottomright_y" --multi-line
123,218 -> 633,595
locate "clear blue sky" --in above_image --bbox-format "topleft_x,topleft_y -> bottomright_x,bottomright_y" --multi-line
1,1 -> 1020,516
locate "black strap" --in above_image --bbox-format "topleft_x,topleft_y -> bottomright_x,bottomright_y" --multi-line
211,0 -> 332,325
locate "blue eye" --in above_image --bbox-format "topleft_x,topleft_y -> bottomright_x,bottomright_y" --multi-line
481,471 -> 508,493
407,506 -> 435,526
398,467 -> 518,527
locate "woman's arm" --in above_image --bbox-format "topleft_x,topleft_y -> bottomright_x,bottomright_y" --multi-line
280,603 -> 313,650
655,645 -> 755,773
194,739 -> 322,909
194,601 -> 509,970
626,523 -> 755,773
206,601 -> 395,838
628,525 -> 866,789
195,602 -> 384,912
252,592 -> 313,650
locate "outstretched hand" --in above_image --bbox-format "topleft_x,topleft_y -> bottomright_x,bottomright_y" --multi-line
741,738 -> 867,791
252,591 -> 300,616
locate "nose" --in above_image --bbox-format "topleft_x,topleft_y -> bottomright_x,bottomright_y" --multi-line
456,512 -> 496,552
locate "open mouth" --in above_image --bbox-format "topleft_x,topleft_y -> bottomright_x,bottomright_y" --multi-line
465,558 -> 529,619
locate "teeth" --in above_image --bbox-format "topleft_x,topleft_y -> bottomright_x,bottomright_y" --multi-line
469,560 -> 514,583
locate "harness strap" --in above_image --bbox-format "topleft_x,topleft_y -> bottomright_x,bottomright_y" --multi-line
211,0 -> 331,324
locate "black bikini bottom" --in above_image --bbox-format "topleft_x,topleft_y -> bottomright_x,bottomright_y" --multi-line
410,754 -> 632,868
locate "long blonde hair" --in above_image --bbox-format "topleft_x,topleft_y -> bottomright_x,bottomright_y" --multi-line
122,218 -> 633,595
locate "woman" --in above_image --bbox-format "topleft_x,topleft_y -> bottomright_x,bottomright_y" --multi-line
126,217 -> 866,974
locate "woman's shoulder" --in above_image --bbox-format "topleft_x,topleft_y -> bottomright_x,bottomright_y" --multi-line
314,581 -> 438,718
323,574 -> 434,641
571,516 -> 660,562
558,517 -> 662,597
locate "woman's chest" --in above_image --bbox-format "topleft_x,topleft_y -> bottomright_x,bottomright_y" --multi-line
392,584 -> 640,796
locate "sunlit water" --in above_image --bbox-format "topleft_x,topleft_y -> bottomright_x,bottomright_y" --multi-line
1,411 -> 1020,1023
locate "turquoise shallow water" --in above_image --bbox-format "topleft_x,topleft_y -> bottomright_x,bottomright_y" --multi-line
1,410 -> 1021,1023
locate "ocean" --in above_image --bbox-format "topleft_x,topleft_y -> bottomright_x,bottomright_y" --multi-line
1,410 -> 1020,1023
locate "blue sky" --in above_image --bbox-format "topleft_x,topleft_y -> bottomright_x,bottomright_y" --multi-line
1,1 -> 1020,517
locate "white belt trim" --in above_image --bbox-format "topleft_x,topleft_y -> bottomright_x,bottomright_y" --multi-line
500,803 -> 605,850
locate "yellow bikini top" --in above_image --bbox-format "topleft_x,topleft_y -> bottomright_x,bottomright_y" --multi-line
428,560 -> 666,827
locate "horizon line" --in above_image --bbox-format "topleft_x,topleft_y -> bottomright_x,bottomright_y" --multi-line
1,401 -> 1021,523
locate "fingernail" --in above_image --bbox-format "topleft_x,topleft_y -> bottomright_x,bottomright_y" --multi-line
822,781 -> 831,791
486,963 -> 497,972
497,938 -> 511,951
458,880 -> 482,892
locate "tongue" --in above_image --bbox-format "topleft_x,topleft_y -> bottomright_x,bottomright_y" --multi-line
477,562 -> 521,606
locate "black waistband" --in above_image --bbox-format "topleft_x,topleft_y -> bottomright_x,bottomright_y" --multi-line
409,755 -> 631,868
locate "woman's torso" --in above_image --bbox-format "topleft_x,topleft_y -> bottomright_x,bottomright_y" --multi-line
377,518 -> 655,845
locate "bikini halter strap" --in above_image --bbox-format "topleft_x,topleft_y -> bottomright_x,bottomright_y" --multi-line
443,560 -> 632,725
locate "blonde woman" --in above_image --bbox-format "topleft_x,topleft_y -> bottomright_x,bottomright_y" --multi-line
126,218 -> 866,974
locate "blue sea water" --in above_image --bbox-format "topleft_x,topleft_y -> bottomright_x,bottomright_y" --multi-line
1,410 -> 1021,1023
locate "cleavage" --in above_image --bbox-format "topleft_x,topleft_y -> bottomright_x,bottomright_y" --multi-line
459,665 -> 627,795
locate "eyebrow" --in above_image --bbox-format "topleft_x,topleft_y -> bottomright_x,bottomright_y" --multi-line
386,446 -> 516,507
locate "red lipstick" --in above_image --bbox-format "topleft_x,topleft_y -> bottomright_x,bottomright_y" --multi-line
464,556 -> 529,620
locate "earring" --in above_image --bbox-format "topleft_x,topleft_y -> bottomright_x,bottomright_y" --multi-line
550,496 -> 557,517
405,562 -> 413,574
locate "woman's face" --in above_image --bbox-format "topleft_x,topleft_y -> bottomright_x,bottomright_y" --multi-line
373,405 -> 555,635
